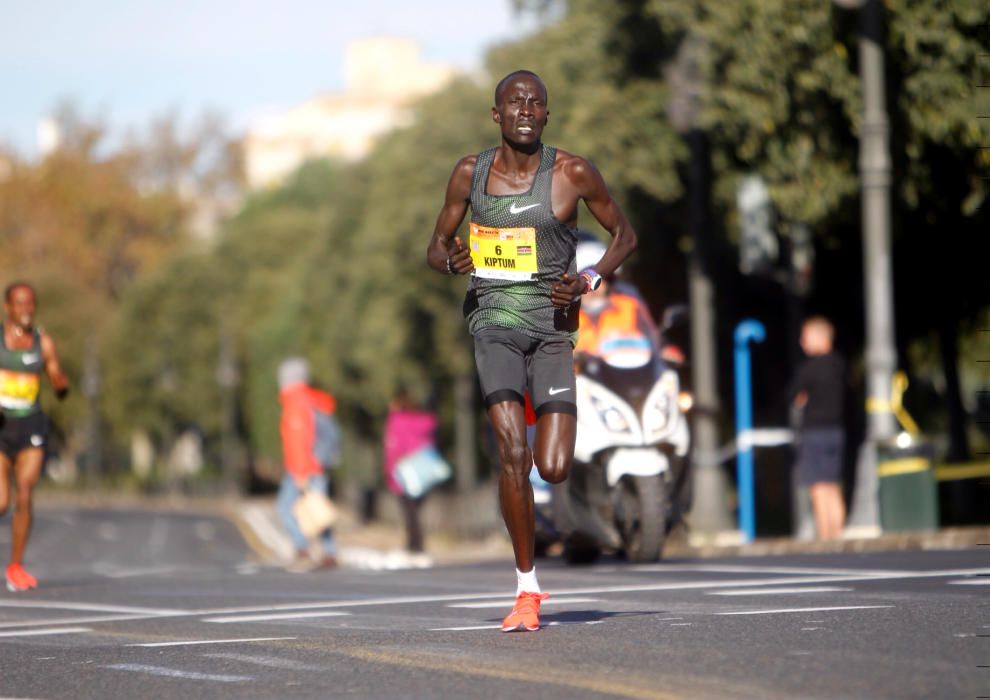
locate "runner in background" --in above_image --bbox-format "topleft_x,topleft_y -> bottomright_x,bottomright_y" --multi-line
0,282 -> 70,591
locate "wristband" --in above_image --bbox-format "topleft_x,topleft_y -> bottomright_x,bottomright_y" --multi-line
579,268 -> 603,293
446,256 -> 455,275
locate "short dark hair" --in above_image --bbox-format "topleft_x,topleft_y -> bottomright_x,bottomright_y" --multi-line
4,281 -> 35,302
494,70 -> 547,105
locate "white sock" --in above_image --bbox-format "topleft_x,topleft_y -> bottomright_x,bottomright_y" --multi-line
516,567 -> 540,596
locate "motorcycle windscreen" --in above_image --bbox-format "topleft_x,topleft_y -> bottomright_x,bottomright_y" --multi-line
598,334 -> 654,369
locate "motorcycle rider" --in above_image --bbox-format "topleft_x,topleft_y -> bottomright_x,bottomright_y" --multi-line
574,238 -> 658,365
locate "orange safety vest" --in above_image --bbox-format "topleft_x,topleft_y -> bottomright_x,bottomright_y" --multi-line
577,294 -> 646,356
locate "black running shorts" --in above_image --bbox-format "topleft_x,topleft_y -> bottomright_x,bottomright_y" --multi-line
795,427 -> 844,486
473,326 -> 576,417
0,412 -> 49,460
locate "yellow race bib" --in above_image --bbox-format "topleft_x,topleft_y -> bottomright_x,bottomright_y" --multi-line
0,369 -> 40,410
470,223 -> 538,281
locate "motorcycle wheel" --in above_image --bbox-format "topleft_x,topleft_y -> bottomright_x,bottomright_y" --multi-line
615,474 -> 667,563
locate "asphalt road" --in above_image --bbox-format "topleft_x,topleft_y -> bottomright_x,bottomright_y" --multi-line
0,506 -> 987,699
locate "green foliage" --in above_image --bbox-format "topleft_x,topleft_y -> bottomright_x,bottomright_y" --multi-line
90,0 -> 990,477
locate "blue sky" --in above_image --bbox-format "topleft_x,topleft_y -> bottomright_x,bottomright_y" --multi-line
0,0 -> 536,156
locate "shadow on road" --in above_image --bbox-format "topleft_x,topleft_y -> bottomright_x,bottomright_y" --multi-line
487,609 -> 667,626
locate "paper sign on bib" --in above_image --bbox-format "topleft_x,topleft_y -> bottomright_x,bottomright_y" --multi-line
0,370 -> 39,410
470,223 -> 538,281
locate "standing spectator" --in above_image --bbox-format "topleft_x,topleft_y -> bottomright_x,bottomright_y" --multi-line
277,357 -> 337,571
383,388 -> 437,558
790,317 -> 847,541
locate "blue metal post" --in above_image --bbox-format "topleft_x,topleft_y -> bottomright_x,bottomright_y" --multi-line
734,319 -> 766,543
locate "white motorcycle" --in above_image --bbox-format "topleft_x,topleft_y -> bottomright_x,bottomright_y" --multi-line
550,329 -> 691,563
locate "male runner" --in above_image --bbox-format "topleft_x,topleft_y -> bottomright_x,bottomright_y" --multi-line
0,282 -> 69,591
427,70 -> 637,631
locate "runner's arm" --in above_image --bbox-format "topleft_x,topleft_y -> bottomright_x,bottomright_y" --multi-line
550,157 -> 638,307
571,157 -> 637,278
40,332 -> 69,399
427,156 -> 476,275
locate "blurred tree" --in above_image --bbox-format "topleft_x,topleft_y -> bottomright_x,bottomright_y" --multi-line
0,105 -> 242,473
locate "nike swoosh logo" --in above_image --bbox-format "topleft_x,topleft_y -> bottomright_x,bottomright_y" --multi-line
509,202 -> 541,214
548,387 -> 571,396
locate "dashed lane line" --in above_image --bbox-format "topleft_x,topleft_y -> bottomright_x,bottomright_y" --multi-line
0,566 -> 982,638
102,663 -> 251,683
202,652 -> 327,671
203,611 -> 351,624
716,605 -> 894,616
447,597 -> 599,609
126,636 -> 296,648
0,614 -> 159,629
0,600 -> 186,615
708,587 -> 853,596
0,626 -> 92,638
431,620 -> 605,632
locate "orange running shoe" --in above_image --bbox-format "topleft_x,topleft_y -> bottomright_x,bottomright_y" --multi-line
501,591 -> 550,632
5,563 -> 37,592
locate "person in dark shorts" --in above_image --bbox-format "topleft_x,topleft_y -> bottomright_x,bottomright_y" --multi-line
426,70 -> 637,631
0,282 -> 70,590
791,316 -> 846,541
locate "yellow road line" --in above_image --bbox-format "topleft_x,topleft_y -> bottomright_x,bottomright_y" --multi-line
341,645 -> 675,700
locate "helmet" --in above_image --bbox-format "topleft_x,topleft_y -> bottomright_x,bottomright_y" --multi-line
575,239 -> 607,273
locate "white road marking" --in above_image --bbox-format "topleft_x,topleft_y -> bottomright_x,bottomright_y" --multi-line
96,522 -> 119,541
102,664 -> 251,683
708,587 -> 853,596
0,565 -> 978,633
669,623 -> 693,626
658,617 -> 684,621
431,621 -> 605,632
801,627 -> 825,631
447,597 -> 599,609
127,636 -> 296,648
195,521 -> 217,541
102,566 -> 180,579
0,627 -> 91,638
148,517 -> 169,559
0,614 -> 154,629
717,605 -> 894,616
204,611 -> 350,624
948,578 -> 990,585
623,564 -> 903,577
0,600 -> 186,615
203,652 -> 326,671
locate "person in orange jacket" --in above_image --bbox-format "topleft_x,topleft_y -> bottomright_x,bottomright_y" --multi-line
574,240 -> 658,366
277,357 -> 338,570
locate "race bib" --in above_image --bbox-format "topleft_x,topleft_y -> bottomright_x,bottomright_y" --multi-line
0,370 -> 40,410
469,223 -> 538,281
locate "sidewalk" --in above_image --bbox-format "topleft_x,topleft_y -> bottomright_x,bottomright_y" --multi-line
231,497 -> 990,566
232,498 -> 512,570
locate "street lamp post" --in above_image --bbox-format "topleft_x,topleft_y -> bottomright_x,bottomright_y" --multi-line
668,35 -> 734,535
837,0 -> 898,533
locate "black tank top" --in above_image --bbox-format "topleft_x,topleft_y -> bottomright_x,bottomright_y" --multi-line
464,144 -> 579,342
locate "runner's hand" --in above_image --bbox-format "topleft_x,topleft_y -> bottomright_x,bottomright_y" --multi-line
550,273 -> 585,308
446,236 -> 474,275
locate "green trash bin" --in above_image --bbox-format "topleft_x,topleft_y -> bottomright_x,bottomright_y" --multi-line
877,440 -> 939,532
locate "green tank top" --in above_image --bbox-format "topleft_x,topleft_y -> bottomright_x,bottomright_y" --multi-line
0,325 -> 43,417
464,144 -> 579,342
